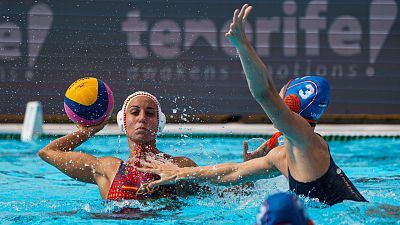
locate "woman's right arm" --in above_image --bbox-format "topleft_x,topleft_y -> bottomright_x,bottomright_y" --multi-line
226,4 -> 321,150
38,123 -> 119,184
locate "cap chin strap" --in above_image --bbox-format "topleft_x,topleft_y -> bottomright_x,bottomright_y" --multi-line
117,92 -> 166,135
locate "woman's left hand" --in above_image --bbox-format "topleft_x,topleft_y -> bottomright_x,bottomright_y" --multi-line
137,158 -> 187,188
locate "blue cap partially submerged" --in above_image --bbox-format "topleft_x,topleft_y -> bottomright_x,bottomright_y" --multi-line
256,193 -> 313,225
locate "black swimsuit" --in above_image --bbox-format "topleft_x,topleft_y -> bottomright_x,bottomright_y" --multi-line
288,154 -> 367,206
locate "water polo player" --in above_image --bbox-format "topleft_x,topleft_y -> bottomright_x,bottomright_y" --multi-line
38,91 -> 197,200
256,192 -> 314,225
137,4 -> 367,206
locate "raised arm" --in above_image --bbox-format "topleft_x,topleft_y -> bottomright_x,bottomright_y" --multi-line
38,122 -> 119,184
226,4 -> 320,149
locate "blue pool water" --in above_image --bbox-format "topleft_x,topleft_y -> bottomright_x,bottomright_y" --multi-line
0,136 -> 399,224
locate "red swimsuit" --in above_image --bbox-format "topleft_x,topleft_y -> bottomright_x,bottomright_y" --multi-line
107,152 -> 177,201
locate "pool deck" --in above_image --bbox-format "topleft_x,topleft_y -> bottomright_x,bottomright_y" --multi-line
1,123 -> 400,137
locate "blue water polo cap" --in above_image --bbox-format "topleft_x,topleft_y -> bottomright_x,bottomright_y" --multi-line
280,76 -> 330,123
256,193 -> 312,225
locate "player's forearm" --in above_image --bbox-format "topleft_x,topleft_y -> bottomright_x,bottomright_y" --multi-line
177,163 -> 245,185
41,130 -> 92,153
237,41 -> 276,101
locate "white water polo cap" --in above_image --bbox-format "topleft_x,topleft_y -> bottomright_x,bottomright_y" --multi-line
117,91 -> 166,135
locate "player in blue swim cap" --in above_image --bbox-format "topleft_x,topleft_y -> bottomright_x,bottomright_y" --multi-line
243,76 -> 330,161
137,4 -> 367,206
256,193 -> 313,225
279,76 -> 330,126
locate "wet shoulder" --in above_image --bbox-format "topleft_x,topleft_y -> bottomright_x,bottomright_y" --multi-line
98,157 -> 123,180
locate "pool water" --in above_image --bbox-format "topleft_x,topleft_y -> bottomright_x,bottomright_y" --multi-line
0,136 -> 399,224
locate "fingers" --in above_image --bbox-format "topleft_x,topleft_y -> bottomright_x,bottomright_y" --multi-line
139,159 -> 158,169
148,176 -> 175,188
152,157 -> 169,165
238,4 -> 248,20
228,9 -> 239,36
243,141 -> 248,154
243,141 -> 249,161
233,9 -> 239,23
139,158 -> 166,167
145,157 -> 161,164
243,6 -> 253,21
260,140 -> 269,149
147,157 -> 174,166
227,4 -> 252,38
233,4 -> 251,25
135,166 -> 158,174
148,180 -> 161,188
255,140 -> 271,155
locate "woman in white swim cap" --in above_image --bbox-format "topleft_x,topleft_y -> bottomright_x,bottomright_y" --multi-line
38,91 -> 197,200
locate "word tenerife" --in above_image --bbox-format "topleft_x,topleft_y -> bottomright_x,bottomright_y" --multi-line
122,0 -> 397,63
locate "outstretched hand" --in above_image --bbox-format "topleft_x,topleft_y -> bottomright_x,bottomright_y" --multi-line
242,140 -> 270,161
225,4 -> 253,49
136,158 -> 186,188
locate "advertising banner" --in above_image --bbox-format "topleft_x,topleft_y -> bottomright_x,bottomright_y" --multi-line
0,1 -> 399,118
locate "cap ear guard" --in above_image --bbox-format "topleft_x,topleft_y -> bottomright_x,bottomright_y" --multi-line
158,111 -> 166,134
117,109 -> 125,133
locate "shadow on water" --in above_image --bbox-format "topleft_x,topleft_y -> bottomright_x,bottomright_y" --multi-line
355,175 -> 400,183
343,203 -> 400,224
50,208 -> 162,220
365,204 -> 400,220
47,198 -> 186,221
90,208 -> 161,220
